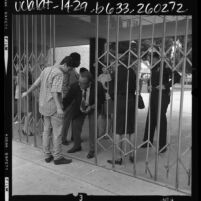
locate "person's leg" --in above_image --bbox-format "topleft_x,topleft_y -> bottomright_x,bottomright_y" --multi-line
70,123 -> 74,141
108,100 -> 114,137
108,114 -> 113,136
42,116 -> 52,159
107,134 -> 123,165
51,114 -> 64,160
22,115 -> 28,134
159,93 -> 170,151
97,113 -> 106,137
51,113 -> 72,164
143,92 -> 157,145
128,133 -> 135,162
69,114 -> 85,150
27,94 -> 33,135
88,111 -> 96,153
22,112 -> 32,135
115,134 -> 123,159
14,99 -> 18,119
61,106 -> 73,144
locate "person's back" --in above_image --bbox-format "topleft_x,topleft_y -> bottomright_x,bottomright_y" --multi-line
21,53 -> 83,165
39,66 -> 63,116
61,68 -> 79,98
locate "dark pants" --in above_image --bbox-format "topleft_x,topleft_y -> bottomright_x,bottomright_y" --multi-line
143,90 -> 170,149
61,102 -> 75,143
72,110 -> 96,152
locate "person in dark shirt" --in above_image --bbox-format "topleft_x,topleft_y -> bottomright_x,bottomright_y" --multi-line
62,71 -> 105,159
107,56 -> 136,165
60,53 -> 81,145
141,45 -> 181,153
61,66 -> 88,145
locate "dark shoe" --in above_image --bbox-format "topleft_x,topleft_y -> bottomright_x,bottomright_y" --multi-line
141,142 -> 152,148
87,151 -> 94,159
45,155 -> 53,163
62,140 -> 71,145
107,158 -> 122,165
54,157 -> 72,165
67,146 -> 82,153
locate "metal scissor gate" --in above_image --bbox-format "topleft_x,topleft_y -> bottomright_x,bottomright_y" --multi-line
12,15 -> 192,194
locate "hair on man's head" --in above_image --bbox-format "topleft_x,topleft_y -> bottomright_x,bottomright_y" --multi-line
79,67 -> 88,74
60,52 -> 81,68
80,70 -> 93,82
60,56 -> 70,65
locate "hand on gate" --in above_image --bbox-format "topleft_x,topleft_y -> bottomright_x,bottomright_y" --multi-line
22,92 -> 28,98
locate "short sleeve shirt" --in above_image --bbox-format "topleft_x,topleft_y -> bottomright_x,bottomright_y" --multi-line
39,66 -> 63,116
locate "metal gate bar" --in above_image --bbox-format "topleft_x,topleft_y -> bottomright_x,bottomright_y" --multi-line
154,16 -> 167,181
112,15 -> 120,169
105,15 -> 110,140
133,16 -> 142,176
165,16 -> 179,179
93,15 -> 191,191
94,15 -> 99,165
25,15 -> 29,143
53,15 -> 56,64
144,16 -> 156,178
33,15 -> 38,147
13,14 -> 52,146
121,17 -> 133,167
12,15 -> 14,139
17,15 -> 22,142
175,16 -> 189,190
44,15 -> 46,63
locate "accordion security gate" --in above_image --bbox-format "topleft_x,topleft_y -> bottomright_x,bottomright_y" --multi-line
12,15 -> 192,193
12,15 -> 56,148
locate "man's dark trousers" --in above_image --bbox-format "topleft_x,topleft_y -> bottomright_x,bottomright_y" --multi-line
72,109 -> 96,152
61,102 -> 76,143
143,90 -> 170,149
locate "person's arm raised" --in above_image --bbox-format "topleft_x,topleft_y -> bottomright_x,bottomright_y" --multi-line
22,76 -> 41,98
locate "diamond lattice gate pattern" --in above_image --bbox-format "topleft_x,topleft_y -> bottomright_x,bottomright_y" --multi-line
12,15 -> 192,194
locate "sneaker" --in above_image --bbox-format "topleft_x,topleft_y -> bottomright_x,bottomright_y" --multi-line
86,151 -> 95,159
54,157 -> 72,165
45,155 -> 54,163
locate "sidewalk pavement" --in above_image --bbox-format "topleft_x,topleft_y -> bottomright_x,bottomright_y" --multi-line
12,140 -> 187,196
